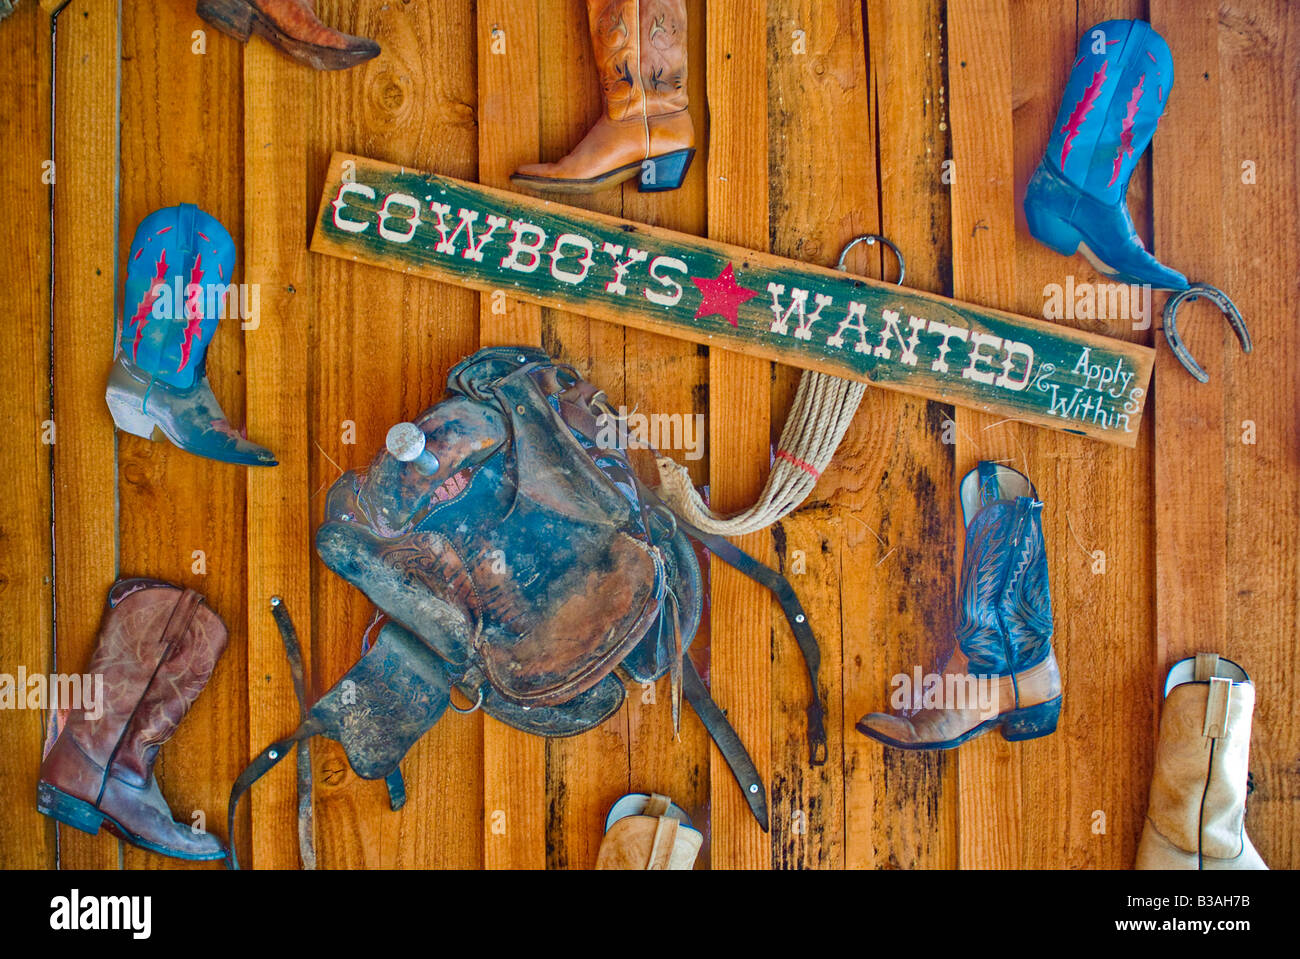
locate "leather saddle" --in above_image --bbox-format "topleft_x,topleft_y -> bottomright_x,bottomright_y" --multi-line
228,347 -> 826,866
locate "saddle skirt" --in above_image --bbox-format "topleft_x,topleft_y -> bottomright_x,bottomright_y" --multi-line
228,347 -> 825,867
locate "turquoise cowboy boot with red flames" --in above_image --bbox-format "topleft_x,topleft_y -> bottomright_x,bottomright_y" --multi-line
1024,19 -> 1250,381
106,204 -> 276,467
1024,19 -> 1185,289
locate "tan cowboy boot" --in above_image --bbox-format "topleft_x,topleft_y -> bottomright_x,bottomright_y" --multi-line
595,793 -> 702,869
197,0 -> 380,71
1136,654 -> 1267,870
512,0 -> 695,193
37,579 -> 230,861
857,463 -> 1062,749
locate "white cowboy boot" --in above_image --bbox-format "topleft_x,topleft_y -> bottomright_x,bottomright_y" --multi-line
1136,653 -> 1267,869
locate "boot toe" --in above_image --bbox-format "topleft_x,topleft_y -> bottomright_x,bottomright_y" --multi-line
511,161 -> 559,181
100,775 -> 229,861
353,38 -> 381,61
184,829 -> 228,860
855,712 -> 921,746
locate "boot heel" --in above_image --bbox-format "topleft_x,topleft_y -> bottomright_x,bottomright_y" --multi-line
638,149 -> 695,193
197,0 -> 255,42
1000,696 -> 1062,742
1024,203 -> 1084,258
37,782 -> 105,836
1023,165 -> 1085,257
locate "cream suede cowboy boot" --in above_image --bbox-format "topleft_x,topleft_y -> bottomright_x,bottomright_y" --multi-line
1136,653 -> 1267,869
595,793 -> 702,869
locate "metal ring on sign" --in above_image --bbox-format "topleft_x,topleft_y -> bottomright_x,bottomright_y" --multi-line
449,683 -> 484,715
836,234 -> 906,286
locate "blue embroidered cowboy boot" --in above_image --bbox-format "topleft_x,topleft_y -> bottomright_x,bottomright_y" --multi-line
106,204 -> 277,467
1024,20 -> 1186,289
856,463 -> 1061,749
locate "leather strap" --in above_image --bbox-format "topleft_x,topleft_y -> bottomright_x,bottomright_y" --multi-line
666,499 -> 828,767
226,718 -> 324,870
645,793 -> 671,817
227,599 -> 320,870
647,817 -> 679,870
269,598 -> 316,870
176,202 -> 198,260
385,770 -> 407,811
681,656 -> 769,831
1195,652 -> 1221,682
1203,677 -> 1232,739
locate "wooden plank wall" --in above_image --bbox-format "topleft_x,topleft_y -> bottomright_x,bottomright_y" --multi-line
0,0 -> 55,870
1,0 -> 1296,870
1150,0 -> 1299,868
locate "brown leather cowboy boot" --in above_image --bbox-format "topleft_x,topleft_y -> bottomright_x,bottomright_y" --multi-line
197,0 -> 380,71
37,578 -> 229,861
511,0 -> 695,193
857,464 -> 1062,749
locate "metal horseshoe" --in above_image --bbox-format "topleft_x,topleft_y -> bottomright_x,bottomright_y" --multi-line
1162,282 -> 1252,383
837,234 -> 906,286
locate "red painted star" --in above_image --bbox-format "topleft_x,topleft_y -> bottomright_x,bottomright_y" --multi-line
692,263 -> 758,327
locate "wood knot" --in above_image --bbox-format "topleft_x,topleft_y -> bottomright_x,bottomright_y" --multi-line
319,758 -> 348,787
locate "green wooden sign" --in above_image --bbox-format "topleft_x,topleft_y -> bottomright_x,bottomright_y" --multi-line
311,153 -> 1153,446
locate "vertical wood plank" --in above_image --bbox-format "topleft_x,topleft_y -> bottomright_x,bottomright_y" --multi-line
765,0 -> 877,869
850,0 -> 959,870
706,0 -> 772,868
1149,0 -> 1227,694
478,0 -> 544,346
946,0 -> 1023,869
1218,0 -> 1300,870
241,34 -> 311,871
1153,0 -> 1299,868
477,0 -> 546,869
0,0 -> 56,869
49,0 -> 121,871
115,0 -> 247,872
307,0 -> 482,868
948,0 -> 1159,869
620,0 -> 712,867
1015,0 -> 1157,868
533,0 -> 631,870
